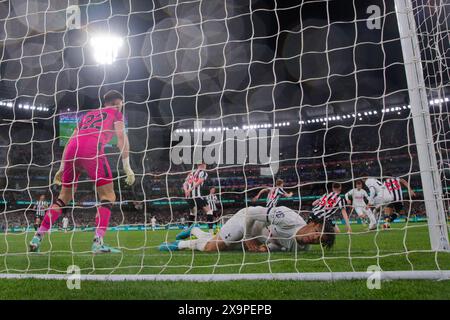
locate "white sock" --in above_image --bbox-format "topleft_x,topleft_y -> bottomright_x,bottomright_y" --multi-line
191,227 -> 211,239
177,238 -> 208,251
367,209 -> 376,225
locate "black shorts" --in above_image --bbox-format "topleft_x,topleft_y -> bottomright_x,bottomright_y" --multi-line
386,202 -> 404,213
206,214 -> 214,222
186,197 -> 208,210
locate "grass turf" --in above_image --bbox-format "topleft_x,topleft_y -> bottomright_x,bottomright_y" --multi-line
0,222 -> 449,299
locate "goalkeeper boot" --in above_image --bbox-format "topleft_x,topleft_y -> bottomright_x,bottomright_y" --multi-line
92,237 -> 121,254
29,235 -> 41,253
175,225 -> 195,240
159,240 -> 180,251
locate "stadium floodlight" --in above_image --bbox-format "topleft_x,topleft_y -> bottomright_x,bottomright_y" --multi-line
90,34 -> 123,65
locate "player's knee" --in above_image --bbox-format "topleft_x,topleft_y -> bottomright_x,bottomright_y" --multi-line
53,198 -> 67,214
100,199 -> 114,210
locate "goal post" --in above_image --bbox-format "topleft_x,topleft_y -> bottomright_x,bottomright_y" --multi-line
394,0 -> 450,252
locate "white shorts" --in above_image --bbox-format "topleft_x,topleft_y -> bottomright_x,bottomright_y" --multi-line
354,206 -> 370,217
373,191 -> 394,208
217,208 -> 267,247
218,212 -> 245,246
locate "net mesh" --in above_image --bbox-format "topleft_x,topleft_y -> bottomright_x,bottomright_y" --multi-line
0,0 -> 448,278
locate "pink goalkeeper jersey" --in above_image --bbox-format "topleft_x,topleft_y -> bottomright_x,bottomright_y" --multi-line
74,107 -> 123,151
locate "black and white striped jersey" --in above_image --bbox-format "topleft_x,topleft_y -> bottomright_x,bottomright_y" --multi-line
310,192 -> 345,221
35,200 -> 48,217
184,169 -> 208,198
266,187 -> 286,208
384,177 -> 403,202
206,193 -> 218,212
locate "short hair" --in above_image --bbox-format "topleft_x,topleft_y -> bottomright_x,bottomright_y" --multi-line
276,178 -> 284,186
320,220 -> 336,249
332,182 -> 341,190
103,90 -> 123,105
360,172 -> 369,179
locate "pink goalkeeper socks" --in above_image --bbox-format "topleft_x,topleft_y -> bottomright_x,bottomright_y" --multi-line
95,205 -> 111,239
37,204 -> 62,236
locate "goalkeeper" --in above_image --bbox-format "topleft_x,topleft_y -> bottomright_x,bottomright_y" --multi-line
29,90 -> 135,254
159,206 -> 335,252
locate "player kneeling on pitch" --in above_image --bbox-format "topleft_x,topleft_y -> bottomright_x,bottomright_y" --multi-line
158,206 -> 335,252
29,90 -> 135,254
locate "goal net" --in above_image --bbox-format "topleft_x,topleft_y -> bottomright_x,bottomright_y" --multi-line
0,0 -> 449,281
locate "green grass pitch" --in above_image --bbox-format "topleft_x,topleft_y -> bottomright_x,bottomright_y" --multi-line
0,223 -> 449,299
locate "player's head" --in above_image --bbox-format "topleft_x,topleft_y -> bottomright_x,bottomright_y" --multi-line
332,182 -> 341,193
198,163 -> 206,170
355,179 -> 363,189
39,194 -> 45,200
296,220 -> 335,249
103,90 -> 123,110
210,187 -> 216,194
276,179 -> 284,187
360,173 -> 369,182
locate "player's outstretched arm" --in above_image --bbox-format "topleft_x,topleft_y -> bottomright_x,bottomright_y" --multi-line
252,188 -> 269,202
115,121 -> 135,186
344,190 -> 352,205
400,178 -> 416,198
282,190 -> 294,198
341,208 -> 352,233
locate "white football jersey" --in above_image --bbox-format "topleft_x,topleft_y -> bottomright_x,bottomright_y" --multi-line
345,188 -> 369,207
62,217 -> 69,228
267,206 -> 307,251
365,178 -> 384,204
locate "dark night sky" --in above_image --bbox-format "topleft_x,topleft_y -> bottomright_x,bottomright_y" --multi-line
0,0 -> 448,166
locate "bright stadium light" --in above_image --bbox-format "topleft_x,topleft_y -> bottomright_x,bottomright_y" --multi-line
90,34 -> 123,65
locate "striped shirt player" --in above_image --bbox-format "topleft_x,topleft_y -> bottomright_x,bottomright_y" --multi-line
309,183 -> 351,233
266,187 -> 287,208
34,199 -> 48,219
253,179 -> 293,209
183,164 -> 210,226
363,176 -> 415,221
206,192 -> 218,212
384,177 -> 403,204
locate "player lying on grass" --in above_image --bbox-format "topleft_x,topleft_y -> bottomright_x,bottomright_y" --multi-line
29,90 -> 135,254
159,206 -> 335,252
345,180 -> 377,230
362,174 -> 416,228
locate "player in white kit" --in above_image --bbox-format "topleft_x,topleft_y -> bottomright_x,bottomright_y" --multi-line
362,175 -> 416,228
159,206 -> 335,252
345,180 -> 377,230
62,216 -> 69,233
151,216 -> 157,231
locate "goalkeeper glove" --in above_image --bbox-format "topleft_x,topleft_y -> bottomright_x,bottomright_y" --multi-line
53,161 -> 64,186
122,157 -> 135,186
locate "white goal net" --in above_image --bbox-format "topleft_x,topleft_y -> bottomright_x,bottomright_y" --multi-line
0,0 -> 449,281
